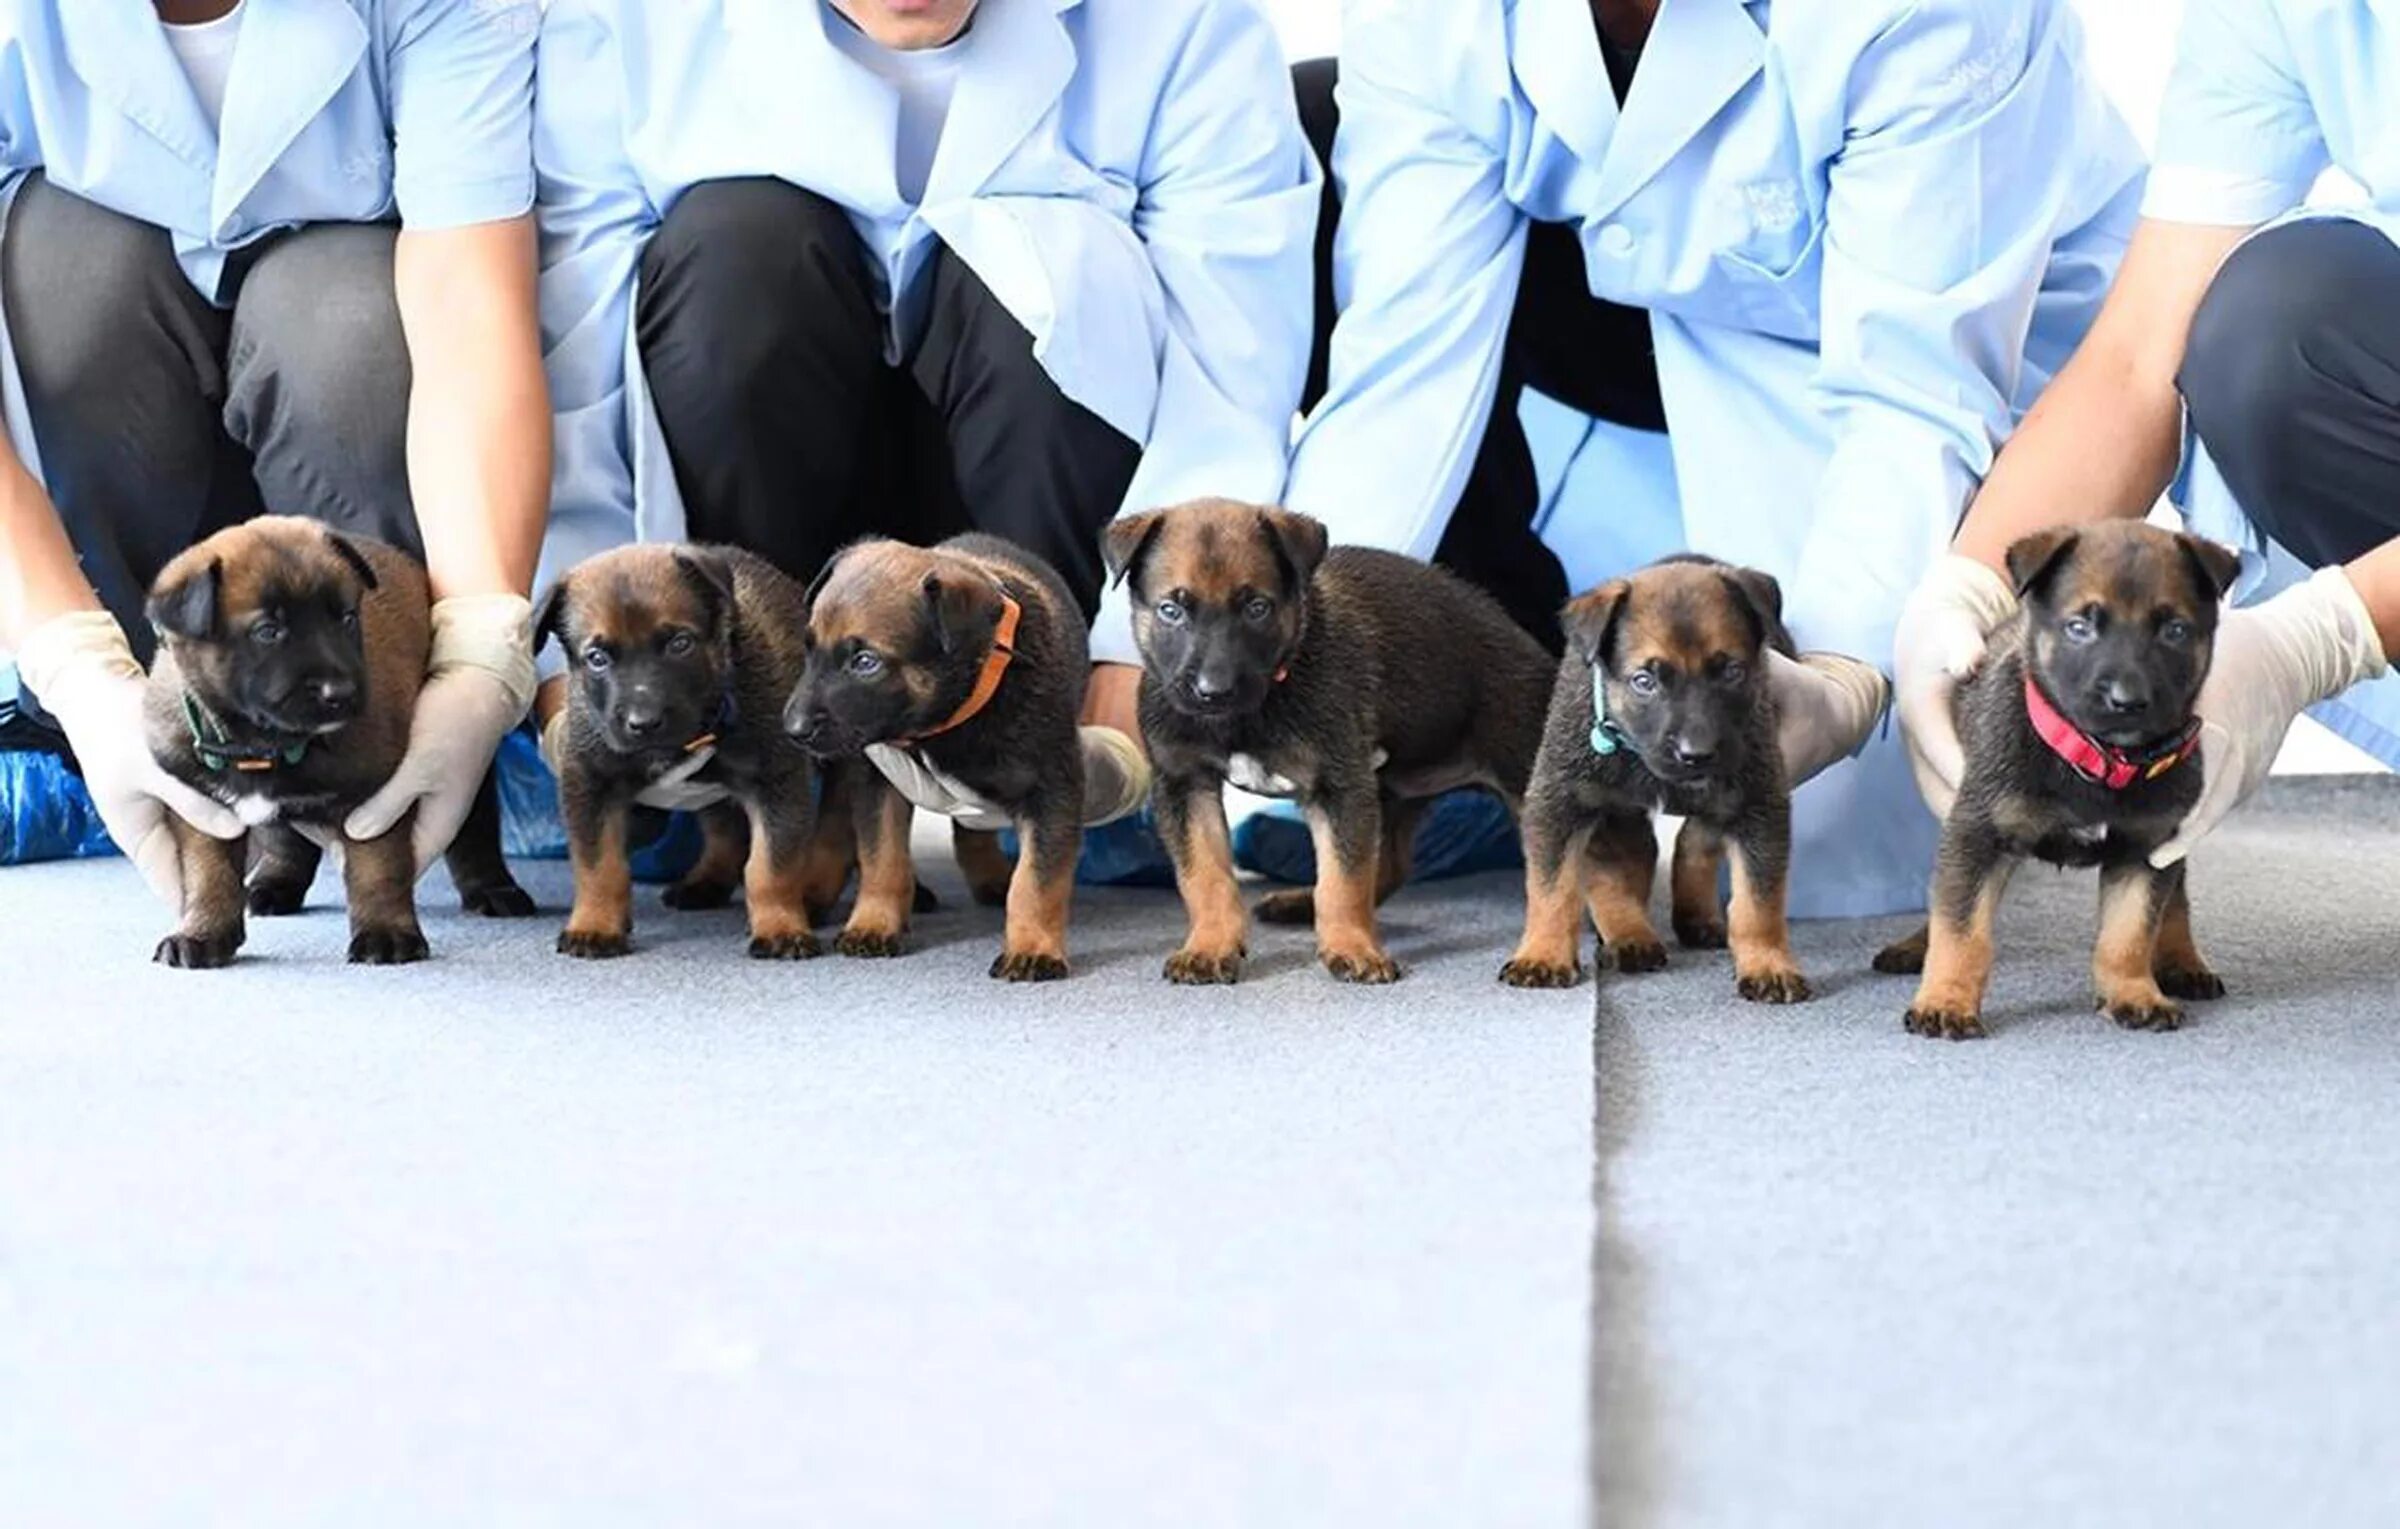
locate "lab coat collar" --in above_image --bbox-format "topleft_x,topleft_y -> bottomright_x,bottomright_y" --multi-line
1585,0 -> 1768,220
1509,0 -> 1622,178
920,0 -> 1078,209
213,0 -> 369,233
54,2 -> 217,174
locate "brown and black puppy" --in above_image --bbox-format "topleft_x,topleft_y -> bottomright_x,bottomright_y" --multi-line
1877,522 -> 2240,1040
540,543 -> 849,961
1104,498 -> 1555,985
142,515 -> 533,967
783,533 -> 1082,981
1500,555 -> 1808,1002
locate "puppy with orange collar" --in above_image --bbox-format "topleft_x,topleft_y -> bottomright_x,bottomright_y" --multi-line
784,534 -> 1084,982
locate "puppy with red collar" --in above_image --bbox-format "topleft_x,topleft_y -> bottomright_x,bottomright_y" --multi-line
1876,522 -> 2241,1039
783,534 -> 1084,982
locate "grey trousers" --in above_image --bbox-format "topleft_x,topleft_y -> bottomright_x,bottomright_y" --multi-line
3,174 -> 419,674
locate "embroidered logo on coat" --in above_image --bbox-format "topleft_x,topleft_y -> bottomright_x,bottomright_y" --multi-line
470,0 -> 539,37
1737,178 -> 1802,236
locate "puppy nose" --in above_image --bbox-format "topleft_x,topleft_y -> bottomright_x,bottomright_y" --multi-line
2101,679 -> 2150,715
1672,741 -> 1717,770
1191,671 -> 1234,700
621,707 -> 664,738
313,677 -> 358,710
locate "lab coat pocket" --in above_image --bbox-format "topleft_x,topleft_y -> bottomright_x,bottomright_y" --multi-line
1713,214 -> 1827,342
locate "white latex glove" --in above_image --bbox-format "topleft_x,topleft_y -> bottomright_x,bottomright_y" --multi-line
538,707 -> 730,812
866,725 -> 1151,831
2151,567 -> 2389,868
1769,650 -> 1891,788
1891,555 -> 2019,820
346,594 -> 537,871
16,610 -> 243,904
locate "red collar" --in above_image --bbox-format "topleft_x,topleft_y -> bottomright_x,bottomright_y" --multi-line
904,593 -> 1021,743
2023,676 -> 2200,791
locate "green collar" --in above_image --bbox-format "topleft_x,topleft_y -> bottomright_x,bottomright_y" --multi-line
183,693 -> 310,775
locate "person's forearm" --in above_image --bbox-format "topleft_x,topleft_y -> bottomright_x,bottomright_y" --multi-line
395,218 -> 550,601
1951,350 -> 2184,573
0,439 -> 102,647
2346,539 -> 2400,662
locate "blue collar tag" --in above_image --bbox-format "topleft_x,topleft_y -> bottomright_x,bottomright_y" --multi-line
1588,666 -> 1619,756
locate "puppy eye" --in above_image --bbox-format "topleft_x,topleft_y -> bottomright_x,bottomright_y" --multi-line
1719,660 -> 1749,686
250,619 -> 286,646
583,646 -> 613,672
1155,599 -> 1188,627
340,610 -> 360,634
847,649 -> 885,678
2159,618 -> 2194,645
2062,615 -> 2098,643
1241,596 -> 1274,624
1627,669 -> 1660,697
664,632 -> 697,658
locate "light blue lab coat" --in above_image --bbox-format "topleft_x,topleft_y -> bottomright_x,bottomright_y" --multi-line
532,0 -> 1321,666
2148,0 -> 2400,775
1285,0 -> 2146,916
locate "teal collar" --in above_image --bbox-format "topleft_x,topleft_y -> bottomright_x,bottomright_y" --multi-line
1588,665 -> 1628,757
183,693 -> 310,775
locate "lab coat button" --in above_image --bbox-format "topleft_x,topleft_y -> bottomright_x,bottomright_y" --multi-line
1598,223 -> 1636,257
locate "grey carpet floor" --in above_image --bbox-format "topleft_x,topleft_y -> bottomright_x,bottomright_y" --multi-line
0,778 -> 2394,1527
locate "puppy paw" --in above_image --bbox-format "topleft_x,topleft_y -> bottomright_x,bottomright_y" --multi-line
2155,964 -> 2227,1002
153,931 -> 241,969
916,879 -> 949,914
1321,945 -> 1402,985
2099,993 -> 2184,1033
748,930 -> 822,961
991,949 -> 1070,983
662,879 -> 737,912
1673,917 -> 1727,951
349,927 -> 430,966
1602,938 -> 1669,975
1903,1005 -> 1986,1041
1872,927 -> 1930,976
1165,947 -> 1245,985
557,927 -> 631,960
1499,956 -> 1583,989
1736,967 -> 1813,1005
836,926 -> 906,959
246,880 -> 309,918
459,882 -> 538,919
1253,890 -> 1316,927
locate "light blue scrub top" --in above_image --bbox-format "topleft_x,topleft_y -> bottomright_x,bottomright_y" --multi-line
2148,0 -> 2400,775
1287,0 -> 2146,916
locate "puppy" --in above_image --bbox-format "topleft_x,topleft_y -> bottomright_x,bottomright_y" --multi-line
1103,498 -> 1555,985
1877,522 -> 2239,1039
1500,555 -> 1809,1001
783,534 -> 1081,981
540,543 -> 849,960
143,515 -> 533,966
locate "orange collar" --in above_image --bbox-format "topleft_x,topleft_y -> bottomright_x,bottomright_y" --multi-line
906,592 -> 1021,743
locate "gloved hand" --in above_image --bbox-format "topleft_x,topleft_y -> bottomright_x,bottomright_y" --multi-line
866,725 -> 1152,832
346,594 -> 538,870
1768,650 -> 1892,788
537,706 -> 730,812
16,610 -> 243,904
2151,567 -> 2389,868
1891,555 -> 2019,819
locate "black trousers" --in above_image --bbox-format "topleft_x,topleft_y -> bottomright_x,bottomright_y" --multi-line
2,175 -> 421,674
2181,218 -> 2400,568
1294,58 -> 1666,654
634,179 -> 1143,624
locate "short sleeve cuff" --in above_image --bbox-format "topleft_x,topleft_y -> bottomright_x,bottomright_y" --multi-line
396,168 -> 536,231
2139,165 -> 2308,228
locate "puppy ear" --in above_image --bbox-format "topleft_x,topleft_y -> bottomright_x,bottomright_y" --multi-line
1101,512 -> 1166,592
922,571 -> 1002,657
802,543 -> 858,618
672,548 -> 737,634
322,529 -> 380,592
532,571 -> 573,650
1718,566 -> 1785,652
1561,580 -> 1631,669
2176,533 -> 2242,599
2004,527 -> 2081,599
147,556 -> 223,642
1257,508 -> 1329,596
